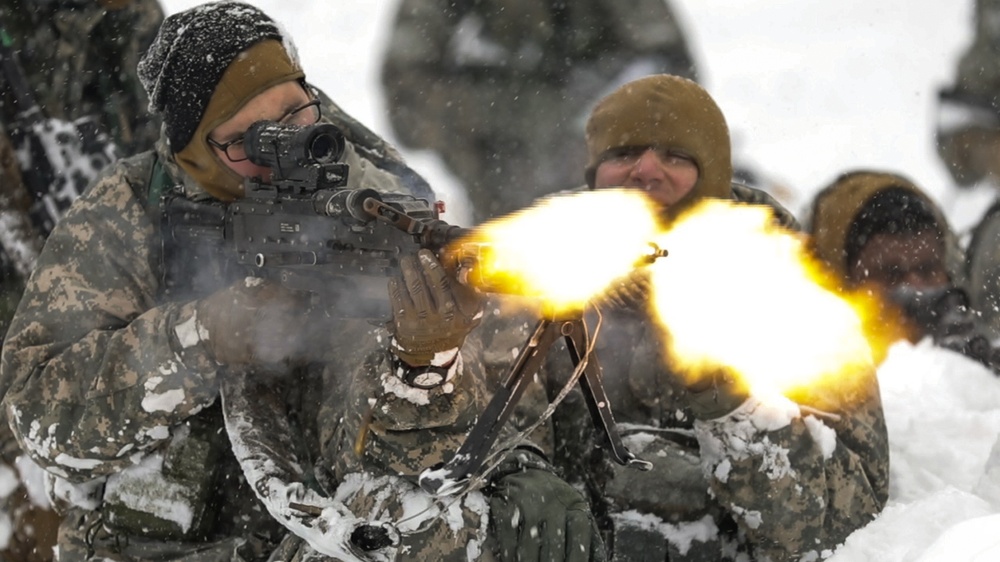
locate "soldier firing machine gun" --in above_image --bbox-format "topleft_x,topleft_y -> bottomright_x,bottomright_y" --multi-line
163,120 -> 654,550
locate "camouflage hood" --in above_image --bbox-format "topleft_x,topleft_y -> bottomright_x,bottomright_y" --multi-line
805,170 -> 961,283
584,74 -> 732,218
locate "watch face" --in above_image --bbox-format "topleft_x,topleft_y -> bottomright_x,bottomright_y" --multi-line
405,367 -> 447,390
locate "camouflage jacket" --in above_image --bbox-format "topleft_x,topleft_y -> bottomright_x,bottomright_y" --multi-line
480,185 -> 889,562
0,94 -> 455,561
0,0 -> 165,155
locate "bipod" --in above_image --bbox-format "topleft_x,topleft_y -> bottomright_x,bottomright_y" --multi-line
419,311 -> 653,496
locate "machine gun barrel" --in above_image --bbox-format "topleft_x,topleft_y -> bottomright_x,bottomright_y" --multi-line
361,196 -> 472,250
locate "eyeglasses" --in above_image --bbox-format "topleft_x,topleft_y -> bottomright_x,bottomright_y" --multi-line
208,98 -> 322,163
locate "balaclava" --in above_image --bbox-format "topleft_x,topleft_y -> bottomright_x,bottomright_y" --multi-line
137,1 -> 304,200
584,74 -> 732,219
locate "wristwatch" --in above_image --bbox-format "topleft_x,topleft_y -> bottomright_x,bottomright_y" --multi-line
390,343 -> 460,390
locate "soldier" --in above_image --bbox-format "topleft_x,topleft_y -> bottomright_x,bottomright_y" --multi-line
806,170 -> 1000,371
499,75 -> 890,561
381,0 -> 699,224
0,2 -> 601,560
0,1 -> 164,560
935,0 -> 1000,195
934,0 -> 1000,338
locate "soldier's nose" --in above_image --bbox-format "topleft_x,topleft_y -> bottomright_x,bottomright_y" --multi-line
628,150 -> 666,184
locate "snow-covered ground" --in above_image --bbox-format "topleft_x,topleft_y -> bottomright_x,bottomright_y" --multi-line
3,1 -> 993,559
833,341 -> 1000,561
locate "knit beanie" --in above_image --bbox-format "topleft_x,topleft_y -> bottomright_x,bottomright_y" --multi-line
585,75 -> 732,217
137,2 -> 304,200
138,1 -> 302,151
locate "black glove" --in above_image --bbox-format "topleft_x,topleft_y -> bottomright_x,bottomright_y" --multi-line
489,468 -> 606,562
388,249 -> 482,366
195,278 -> 330,366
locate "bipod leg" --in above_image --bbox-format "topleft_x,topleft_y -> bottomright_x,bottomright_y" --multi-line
419,317 -> 563,495
562,318 -> 652,471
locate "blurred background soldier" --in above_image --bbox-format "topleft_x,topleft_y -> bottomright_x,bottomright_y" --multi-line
0,0 -> 163,329
933,0 -> 1000,343
380,0 -> 699,224
1,0 -> 163,155
935,0 -> 1000,199
0,1 -> 163,560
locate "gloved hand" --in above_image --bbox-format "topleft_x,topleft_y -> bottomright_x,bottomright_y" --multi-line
598,268 -> 652,311
684,368 -> 749,420
195,277 -> 326,366
489,468 -> 606,562
388,249 -> 482,366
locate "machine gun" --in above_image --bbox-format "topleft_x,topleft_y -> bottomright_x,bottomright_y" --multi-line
239,121 -> 653,484
163,119 -> 654,549
160,120 -> 469,316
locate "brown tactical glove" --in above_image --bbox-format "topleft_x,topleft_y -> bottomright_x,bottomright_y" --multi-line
195,277 -> 327,366
388,249 -> 483,366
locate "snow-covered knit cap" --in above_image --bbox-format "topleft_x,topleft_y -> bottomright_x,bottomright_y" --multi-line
137,0 -> 303,154
585,74 -> 732,217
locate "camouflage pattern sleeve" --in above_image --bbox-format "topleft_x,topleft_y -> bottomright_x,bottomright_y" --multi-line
0,155 -> 220,483
694,366 -> 889,560
316,325 -> 497,561
327,323 -> 489,479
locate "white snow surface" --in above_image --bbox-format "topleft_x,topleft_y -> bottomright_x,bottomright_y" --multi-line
78,1 -> 1000,559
